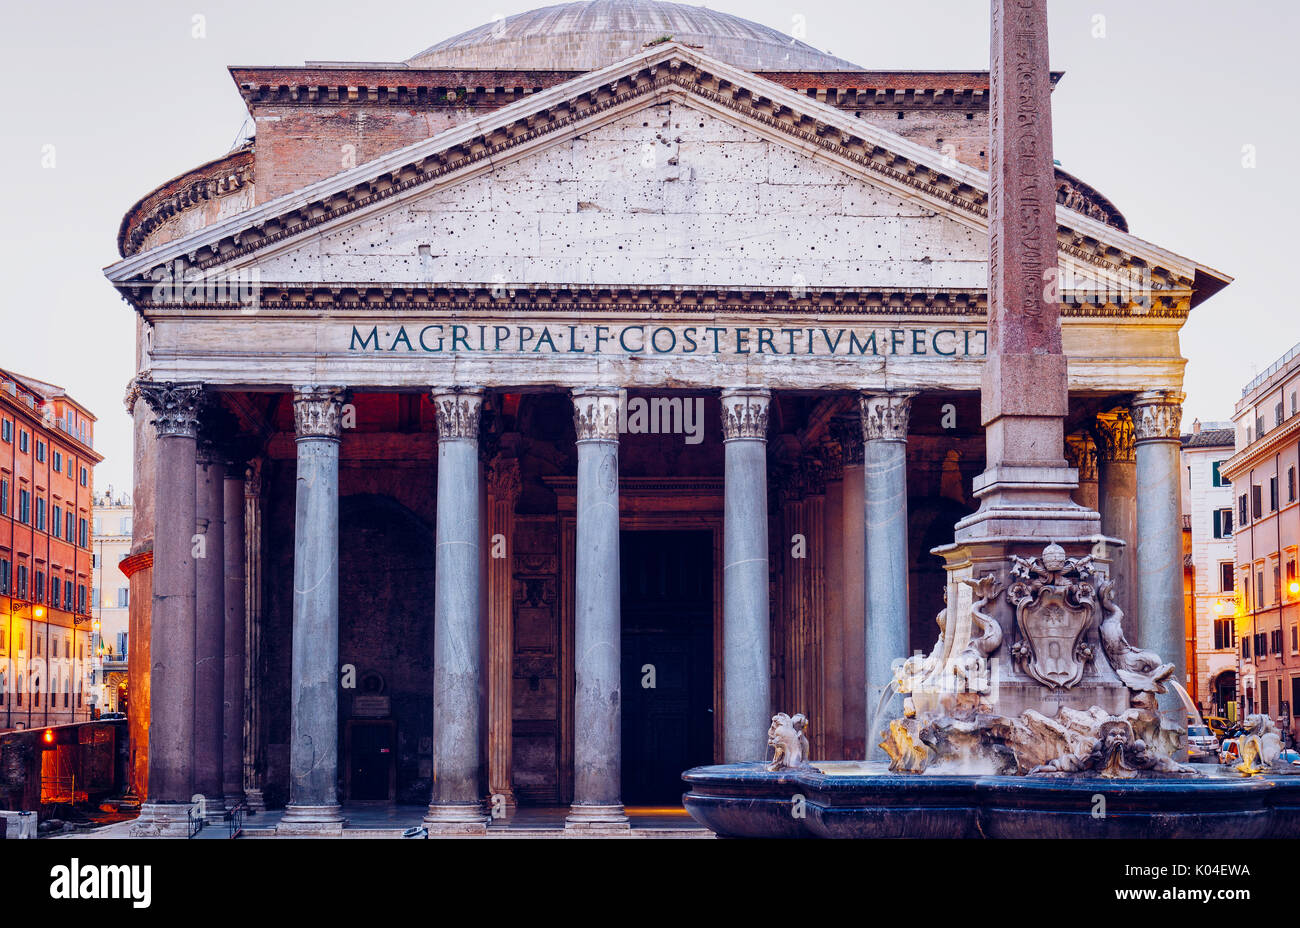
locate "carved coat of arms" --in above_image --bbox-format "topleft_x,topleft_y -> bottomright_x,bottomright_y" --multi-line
1006,543 -> 1098,689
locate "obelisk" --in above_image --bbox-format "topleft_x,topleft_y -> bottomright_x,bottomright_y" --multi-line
928,0 -> 1127,721
956,0 -> 1083,535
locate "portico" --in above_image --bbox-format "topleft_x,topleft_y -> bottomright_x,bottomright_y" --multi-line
106,33 -> 1228,834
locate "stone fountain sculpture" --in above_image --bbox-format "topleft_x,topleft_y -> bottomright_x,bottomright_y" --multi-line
883,543 -> 1194,778
1234,714 -> 1293,776
767,713 -> 811,772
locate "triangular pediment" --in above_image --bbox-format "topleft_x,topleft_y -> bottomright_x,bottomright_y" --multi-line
105,41 -> 1228,306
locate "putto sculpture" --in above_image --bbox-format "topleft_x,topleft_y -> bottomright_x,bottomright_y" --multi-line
766,713 -> 811,772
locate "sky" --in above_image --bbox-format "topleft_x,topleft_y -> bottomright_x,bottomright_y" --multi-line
1,0 -> 1295,493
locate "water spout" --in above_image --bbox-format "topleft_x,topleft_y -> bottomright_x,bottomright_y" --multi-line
1166,679 -> 1202,728
867,679 -> 899,757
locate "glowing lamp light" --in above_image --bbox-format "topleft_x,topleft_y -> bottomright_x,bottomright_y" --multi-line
33,606 -> 45,619
1213,601 -> 1226,614
1290,581 -> 1300,596
43,730 -> 54,744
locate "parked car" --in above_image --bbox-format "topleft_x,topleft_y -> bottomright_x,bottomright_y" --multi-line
1219,738 -> 1241,765
1202,716 -> 1231,739
1187,725 -> 1219,761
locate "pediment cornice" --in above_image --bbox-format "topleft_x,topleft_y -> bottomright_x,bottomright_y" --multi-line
105,42 -> 1228,305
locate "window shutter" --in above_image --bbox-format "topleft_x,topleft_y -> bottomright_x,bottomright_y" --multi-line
1212,509 -> 1222,538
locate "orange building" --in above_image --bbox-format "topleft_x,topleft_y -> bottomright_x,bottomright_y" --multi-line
0,368 -> 102,730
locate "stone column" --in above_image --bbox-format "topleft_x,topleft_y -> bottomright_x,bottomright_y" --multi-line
425,388 -> 490,832
486,455 -> 521,814
1065,433 -> 1099,512
820,442 -> 845,759
1094,411 -> 1137,634
565,387 -> 627,828
222,465 -> 246,809
242,459 -> 266,812
832,418 -> 866,759
279,385 -> 347,833
132,382 -> 204,837
193,443 -> 226,822
861,392 -> 915,761
720,387 -> 771,763
1132,391 -> 1187,718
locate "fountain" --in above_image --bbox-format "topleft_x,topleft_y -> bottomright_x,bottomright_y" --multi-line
679,0 -> 1300,839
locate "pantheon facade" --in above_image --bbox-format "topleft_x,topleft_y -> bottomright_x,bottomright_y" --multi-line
106,0 -> 1229,834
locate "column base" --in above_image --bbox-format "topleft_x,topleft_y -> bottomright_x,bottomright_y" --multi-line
565,803 -> 630,830
129,802 -> 197,838
424,802 -> 490,834
244,788 -> 266,812
277,803 -> 346,835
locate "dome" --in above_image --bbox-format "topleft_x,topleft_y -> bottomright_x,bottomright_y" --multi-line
406,0 -> 863,72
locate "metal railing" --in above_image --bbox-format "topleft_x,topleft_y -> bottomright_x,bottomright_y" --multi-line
1242,340 -> 1300,397
187,803 -> 204,838
225,800 -> 249,839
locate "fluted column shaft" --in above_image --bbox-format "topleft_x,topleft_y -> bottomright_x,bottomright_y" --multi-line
566,387 -> 628,827
280,385 -> 347,831
426,388 -> 490,830
862,392 -> 914,761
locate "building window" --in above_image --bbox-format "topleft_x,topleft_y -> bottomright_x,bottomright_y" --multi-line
33,569 -> 43,603
34,497 -> 45,531
1271,476 -> 1280,511
1274,558 -> 1282,603
1272,629 -> 1284,654
0,418 -> 10,442
78,517 -> 88,547
18,430 -> 28,452
64,510 -> 72,539
35,635 -> 42,657
1221,562 -> 1235,591
1213,508 -> 1234,538
77,584 -> 86,614
1293,625 -> 1298,653
121,516 -> 132,535
1214,618 -> 1235,650
1256,632 -> 1269,657
79,466 -> 88,487
15,564 -> 27,599
51,637 -> 57,659
0,559 -> 9,595
1212,460 -> 1230,487
63,579 -> 73,610
35,440 -> 45,463
1258,568 -> 1266,605
1277,401 -> 1286,428
18,488 -> 29,524
1291,467 -> 1297,503
1240,493 -> 1249,525
51,504 -> 61,539
119,587 -> 129,607
0,477 -> 7,516
1263,679 -> 1271,716
52,450 -> 61,472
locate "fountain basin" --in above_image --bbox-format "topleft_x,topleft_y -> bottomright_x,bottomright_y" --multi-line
681,762 -> 1300,838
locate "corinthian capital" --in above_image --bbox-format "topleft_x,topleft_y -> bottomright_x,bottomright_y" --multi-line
1065,433 -> 1099,482
1131,391 -> 1185,443
431,387 -> 483,441
860,392 -> 915,442
572,387 -> 620,442
720,387 -> 771,441
830,417 -> 863,467
138,381 -> 205,439
292,385 -> 349,439
1092,410 -> 1135,463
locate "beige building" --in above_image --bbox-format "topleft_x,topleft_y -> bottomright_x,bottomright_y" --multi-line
92,488 -> 132,712
1180,422 -> 1238,717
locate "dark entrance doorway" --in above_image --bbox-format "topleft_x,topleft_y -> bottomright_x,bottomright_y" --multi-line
345,720 -> 397,801
620,529 -> 714,805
